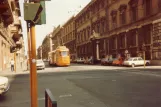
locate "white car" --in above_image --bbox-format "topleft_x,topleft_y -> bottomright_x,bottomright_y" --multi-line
0,76 -> 10,95
36,59 -> 45,70
123,57 -> 150,67
76,58 -> 84,63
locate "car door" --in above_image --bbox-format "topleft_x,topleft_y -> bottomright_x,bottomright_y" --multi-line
138,57 -> 144,65
133,58 -> 138,65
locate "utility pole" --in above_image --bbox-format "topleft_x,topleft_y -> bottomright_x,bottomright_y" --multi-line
24,1 -> 50,107
14,52 -> 16,72
29,22 -> 38,107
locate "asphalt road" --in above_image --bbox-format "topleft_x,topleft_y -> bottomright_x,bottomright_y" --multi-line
0,64 -> 161,107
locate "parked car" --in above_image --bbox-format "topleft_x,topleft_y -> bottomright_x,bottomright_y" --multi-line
101,57 -> 109,65
107,58 -> 117,65
76,58 -> 84,63
0,76 -> 10,95
123,57 -> 150,67
112,57 -> 124,66
36,59 -> 45,70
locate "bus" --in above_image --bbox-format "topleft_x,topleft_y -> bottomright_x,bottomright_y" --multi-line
48,46 -> 70,66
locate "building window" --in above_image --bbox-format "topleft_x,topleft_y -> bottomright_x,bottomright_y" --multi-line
111,10 -> 117,29
159,0 -> 161,11
112,36 -> 116,49
144,0 -> 151,16
129,0 -> 138,22
119,4 -> 127,25
119,34 -> 125,48
131,7 -> 137,22
87,27 -> 90,38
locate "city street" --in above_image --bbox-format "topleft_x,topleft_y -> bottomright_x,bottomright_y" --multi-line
0,63 -> 161,107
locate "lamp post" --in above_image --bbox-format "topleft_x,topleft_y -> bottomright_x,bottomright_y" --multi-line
89,30 -> 100,63
142,43 -> 146,68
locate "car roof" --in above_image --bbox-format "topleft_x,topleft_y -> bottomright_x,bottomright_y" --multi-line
129,57 -> 142,59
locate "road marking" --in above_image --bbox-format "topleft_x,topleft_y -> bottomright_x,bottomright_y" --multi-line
38,97 -> 45,101
59,94 -> 72,98
123,71 -> 161,78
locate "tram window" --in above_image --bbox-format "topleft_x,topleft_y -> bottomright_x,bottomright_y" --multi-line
61,51 -> 68,57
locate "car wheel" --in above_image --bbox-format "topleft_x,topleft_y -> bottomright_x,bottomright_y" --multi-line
146,62 -> 150,66
132,63 -> 135,68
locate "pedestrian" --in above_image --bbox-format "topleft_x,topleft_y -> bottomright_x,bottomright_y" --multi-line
10,59 -> 14,72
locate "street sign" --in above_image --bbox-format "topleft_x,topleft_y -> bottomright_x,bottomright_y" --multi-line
24,3 -> 43,23
36,1 -> 46,25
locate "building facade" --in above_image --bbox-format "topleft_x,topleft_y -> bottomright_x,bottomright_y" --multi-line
75,0 -> 108,61
73,0 -> 161,64
62,16 -> 76,60
37,46 -> 42,59
51,25 -> 62,51
41,34 -> 50,60
0,0 -> 24,71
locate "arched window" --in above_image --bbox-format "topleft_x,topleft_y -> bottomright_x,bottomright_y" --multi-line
144,0 -> 152,16
119,4 -> 127,25
128,0 -> 138,22
110,10 -> 117,29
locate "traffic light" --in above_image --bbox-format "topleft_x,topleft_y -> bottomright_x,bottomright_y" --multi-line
36,1 -> 46,25
24,3 -> 43,24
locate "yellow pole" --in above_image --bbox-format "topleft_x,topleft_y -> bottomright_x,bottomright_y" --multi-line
14,52 -> 16,72
29,22 -> 38,107
27,22 -> 32,71
144,51 -> 145,68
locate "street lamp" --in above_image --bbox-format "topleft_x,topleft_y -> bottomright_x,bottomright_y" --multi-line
142,43 -> 146,68
89,30 -> 100,63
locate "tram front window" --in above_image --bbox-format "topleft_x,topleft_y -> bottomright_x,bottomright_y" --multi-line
61,51 -> 68,57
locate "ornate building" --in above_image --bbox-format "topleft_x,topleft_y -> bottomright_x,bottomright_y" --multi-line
75,0 -> 108,62
74,0 -> 161,64
51,25 -> 62,51
42,34 -> 50,60
0,0 -> 24,71
62,16 -> 76,60
37,46 -> 42,59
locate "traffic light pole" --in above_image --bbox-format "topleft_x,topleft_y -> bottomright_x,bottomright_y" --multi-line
29,22 -> 38,107
14,52 -> 16,72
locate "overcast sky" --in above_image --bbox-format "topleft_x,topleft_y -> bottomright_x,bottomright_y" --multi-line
19,0 -> 91,55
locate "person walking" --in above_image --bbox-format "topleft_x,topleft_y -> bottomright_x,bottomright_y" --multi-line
10,59 -> 14,72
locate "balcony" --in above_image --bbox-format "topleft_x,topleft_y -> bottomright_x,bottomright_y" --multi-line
11,0 -> 21,16
13,15 -> 21,26
0,0 -> 14,25
10,25 -> 19,33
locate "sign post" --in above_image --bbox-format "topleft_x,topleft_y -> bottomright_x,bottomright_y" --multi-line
142,44 -> 146,68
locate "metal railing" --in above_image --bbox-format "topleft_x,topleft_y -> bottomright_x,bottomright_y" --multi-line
45,89 -> 57,107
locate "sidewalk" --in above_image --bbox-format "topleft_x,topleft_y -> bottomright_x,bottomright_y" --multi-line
0,68 -> 29,76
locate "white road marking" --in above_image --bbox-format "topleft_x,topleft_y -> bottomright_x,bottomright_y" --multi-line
38,97 -> 45,101
59,94 -> 72,98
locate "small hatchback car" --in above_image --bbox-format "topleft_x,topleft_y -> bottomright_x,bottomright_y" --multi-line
0,76 -> 10,95
36,59 -> 45,70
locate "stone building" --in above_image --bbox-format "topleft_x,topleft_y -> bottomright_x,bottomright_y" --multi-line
75,0 -> 108,62
37,46 -> 42,59
41,34 -> 50,60
0,0 -> 24,71
51,25 -> 62,51
74,0 -> 161,64
62,16 -> 76,60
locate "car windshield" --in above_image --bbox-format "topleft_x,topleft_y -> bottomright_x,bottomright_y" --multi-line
36,60 -> 43,64
128,58 -> 133,61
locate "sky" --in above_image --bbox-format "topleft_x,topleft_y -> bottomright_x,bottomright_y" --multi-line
19,0 -> 91,55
